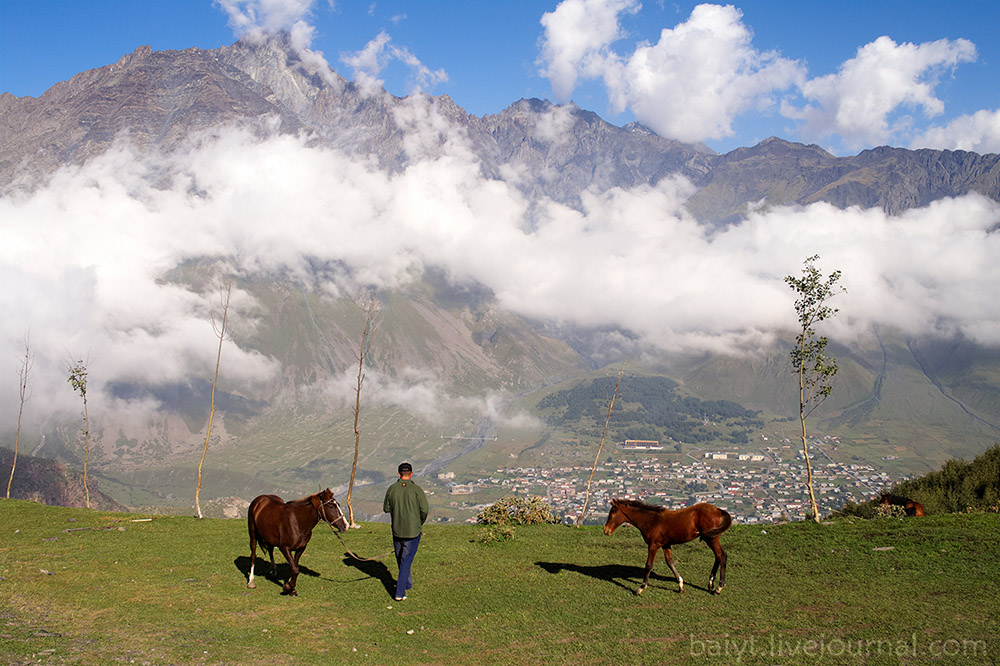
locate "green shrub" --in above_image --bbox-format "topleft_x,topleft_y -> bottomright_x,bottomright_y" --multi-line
875,503 -> 907,518
478,523 -> 515,544
476,496 -> 559,526
830,500 -> 877,519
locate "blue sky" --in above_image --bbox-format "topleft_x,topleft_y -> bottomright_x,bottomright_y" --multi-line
0,0 -> 1000,154
1,0 -> 998,155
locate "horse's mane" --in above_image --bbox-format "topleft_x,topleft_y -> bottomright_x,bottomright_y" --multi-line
290,489 -> 328,505
615,499 -> 666,512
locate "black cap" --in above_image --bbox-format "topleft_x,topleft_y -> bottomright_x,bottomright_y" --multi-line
398,462 -> 413,474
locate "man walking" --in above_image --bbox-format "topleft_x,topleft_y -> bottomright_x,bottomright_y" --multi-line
383,462 -> 429,601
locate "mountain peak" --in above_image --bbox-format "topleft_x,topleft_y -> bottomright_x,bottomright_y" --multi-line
117,44 -> 153,66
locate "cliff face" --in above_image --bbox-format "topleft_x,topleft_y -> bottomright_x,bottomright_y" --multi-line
0,448 -> 127,511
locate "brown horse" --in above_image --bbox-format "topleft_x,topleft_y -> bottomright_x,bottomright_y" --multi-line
247,488 -> 348,595
604,499 -> 732,596
879,493 -> 925,517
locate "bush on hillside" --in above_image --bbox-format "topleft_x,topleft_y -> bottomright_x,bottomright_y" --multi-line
477,495 -> 559,526
893,444 -> 1000,514
832,444 -> 1000,518
476,496 -> 559,544
875,503 -> 908,518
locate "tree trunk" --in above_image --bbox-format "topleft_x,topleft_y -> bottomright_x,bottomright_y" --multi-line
347,299 -> 377,528
577,358 -> 628,527
7,343 -> 30,499
82,396 -> 90,509
798,361 -> 820,523
196,282 -> 231,520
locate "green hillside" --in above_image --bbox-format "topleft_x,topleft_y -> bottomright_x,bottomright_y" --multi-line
4,279 -> 999,514
2,500 -> 997,665
839,444 -> 1000,517
536,375 -> 764,446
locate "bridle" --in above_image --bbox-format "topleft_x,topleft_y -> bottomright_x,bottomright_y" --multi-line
318,495 -> 348,532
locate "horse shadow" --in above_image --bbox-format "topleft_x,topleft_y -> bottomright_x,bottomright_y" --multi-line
233,556 -> 320,590
535,561 -> 709,594
341,556 -> 396,598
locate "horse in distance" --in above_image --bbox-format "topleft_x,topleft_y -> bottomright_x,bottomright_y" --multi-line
604,498 -> 732,596
247,488 -> 348,596
879,493 -> 925,517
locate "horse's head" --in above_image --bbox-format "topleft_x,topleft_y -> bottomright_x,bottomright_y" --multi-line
604,499 -> 627,536
317,488 -> 350,531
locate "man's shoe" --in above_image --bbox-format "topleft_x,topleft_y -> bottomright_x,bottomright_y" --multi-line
395,596 -> 406,601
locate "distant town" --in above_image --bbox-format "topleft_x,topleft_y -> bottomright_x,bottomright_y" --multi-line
439,435 -> 901,524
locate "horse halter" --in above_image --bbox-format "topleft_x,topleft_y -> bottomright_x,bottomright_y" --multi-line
318,495 -> 347,531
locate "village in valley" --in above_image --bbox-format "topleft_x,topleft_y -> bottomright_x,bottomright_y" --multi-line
438,434 -> 899,524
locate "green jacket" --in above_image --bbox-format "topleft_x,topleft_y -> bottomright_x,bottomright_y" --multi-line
383,478 -> 429,539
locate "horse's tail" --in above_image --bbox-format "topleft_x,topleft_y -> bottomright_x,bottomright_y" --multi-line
701,507 -> 732,540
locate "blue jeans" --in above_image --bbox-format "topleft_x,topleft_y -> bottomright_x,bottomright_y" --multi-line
392,533 -> 421,599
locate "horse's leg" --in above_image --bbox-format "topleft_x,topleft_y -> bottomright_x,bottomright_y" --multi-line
248,531 -> 258,589
705,536 -> 727,594
267,545 -> 278,579
637,544 -> 659,596
663,547 -> 684,593
280,545 -> 299,596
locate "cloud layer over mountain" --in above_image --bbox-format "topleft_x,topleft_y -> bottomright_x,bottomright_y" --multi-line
2,102 -> 998,420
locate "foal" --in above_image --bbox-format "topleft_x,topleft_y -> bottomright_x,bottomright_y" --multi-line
604,499 -> 732,595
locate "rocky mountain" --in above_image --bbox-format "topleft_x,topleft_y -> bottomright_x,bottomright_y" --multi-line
688,138 -> 1000,223
2,37 -> 999,510
0,448 -> 126,511
3,38 -> 997,217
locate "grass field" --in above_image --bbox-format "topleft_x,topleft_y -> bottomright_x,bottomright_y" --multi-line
1,500 -> 998,665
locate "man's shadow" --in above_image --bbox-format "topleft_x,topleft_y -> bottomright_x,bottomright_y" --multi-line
536,561 -> 705,594
341,555 -> 396,598
233,556 -> 320,590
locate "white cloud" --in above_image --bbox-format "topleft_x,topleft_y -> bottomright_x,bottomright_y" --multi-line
910,109 -> 1000,154
538,2 -> 804,143
607,4 -> 804,143
340,30 -> 392,94
536,3 -> 994,153
219,0 -> 337,84
787,36 -> 977,150
322,366 -> 445,420
341,31 -> 447,97
538,0 -> 640,101
533,105 -> 577,146
218,0 -> 314,37
2,119 -> 998,429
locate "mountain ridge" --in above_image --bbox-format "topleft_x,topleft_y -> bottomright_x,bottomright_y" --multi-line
4,39 -> 998,217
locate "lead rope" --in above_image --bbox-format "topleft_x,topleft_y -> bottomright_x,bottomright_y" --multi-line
330,524 -> 394,561
318,496 -> 394,561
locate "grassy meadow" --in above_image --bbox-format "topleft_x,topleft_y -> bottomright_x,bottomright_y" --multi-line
1,500 -> 998,665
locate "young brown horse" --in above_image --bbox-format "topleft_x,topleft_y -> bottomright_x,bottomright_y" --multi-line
604,499 -> 732,596
879,493 -> 925,517
247,488 -> 348,596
